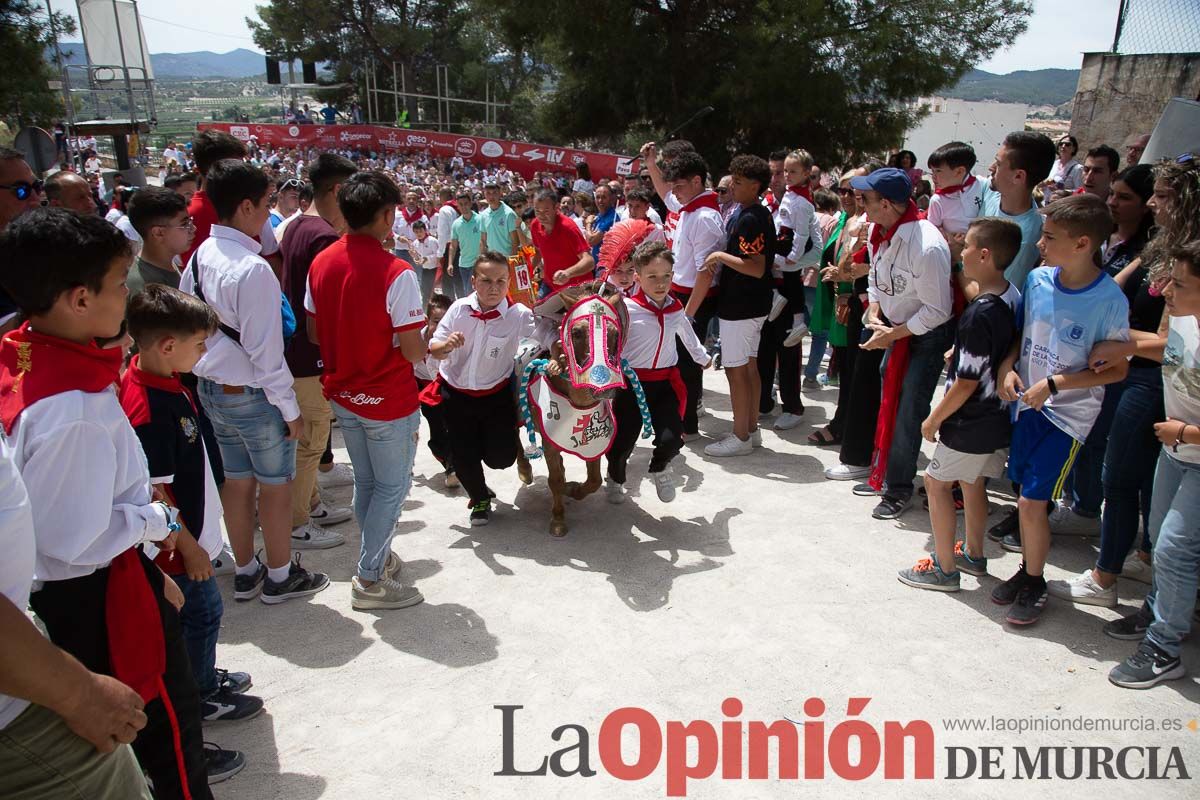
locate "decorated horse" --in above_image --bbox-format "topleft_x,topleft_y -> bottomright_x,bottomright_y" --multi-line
514,279 -> 658,537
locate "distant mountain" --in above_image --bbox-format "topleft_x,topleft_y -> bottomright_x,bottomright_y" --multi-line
53,43 -> 297,79
943,68 -> 1080,107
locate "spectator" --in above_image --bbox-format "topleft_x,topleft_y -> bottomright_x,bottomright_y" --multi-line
1080,145 -> 1120,200
1046,135 -> 1084,194
44,170 -> 97,215
1123,132 -> 1151,167
572,162 -> 595,194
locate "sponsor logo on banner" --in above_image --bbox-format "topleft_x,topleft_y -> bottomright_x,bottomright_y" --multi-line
615,157 -> 635,176
481,140 -> 504,158
545,149 -> 565,165
407,134 -> 429,146
378,132 -> 404,149
339,130 -> 374,143
229,126 -> 250,141
456,138 -> 478,157
288,125 -> 301,137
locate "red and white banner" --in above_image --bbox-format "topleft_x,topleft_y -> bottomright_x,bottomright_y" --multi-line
197,123 -> 641,181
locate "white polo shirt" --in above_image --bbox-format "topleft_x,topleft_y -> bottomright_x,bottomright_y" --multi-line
180,225 -> 300,421
410,234 -> 442,269
431,295 -> 534,391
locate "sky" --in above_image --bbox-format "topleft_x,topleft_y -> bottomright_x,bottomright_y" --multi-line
49,0 -> 1125,74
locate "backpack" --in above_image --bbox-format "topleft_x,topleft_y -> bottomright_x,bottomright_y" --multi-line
188,254 -> 296,345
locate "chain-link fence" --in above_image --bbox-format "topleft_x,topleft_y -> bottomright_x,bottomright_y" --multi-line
1112,0 -> 1200,54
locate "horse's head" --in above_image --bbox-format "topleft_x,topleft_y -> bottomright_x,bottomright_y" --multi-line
551,280 -> 628,402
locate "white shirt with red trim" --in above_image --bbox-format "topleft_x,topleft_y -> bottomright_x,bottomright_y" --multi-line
927,176 -> 986,235
431,295 -> 534,391
663,191 -> 725,292
774,188 -> 824,273
623,291 -> 709,369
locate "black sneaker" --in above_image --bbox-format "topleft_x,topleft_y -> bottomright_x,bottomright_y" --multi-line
215,668 -> 251,695
872,494 -> 911,520
1006,577 -> 1048,626
233,559 -> 267,601
261,555 -> 330,605
201,688 -> 265,723
470,500 -> 491,526
988,507 -> 1018,542
991,563 -> 1029,606
204,742 -> 246,784
1108,640 -> 1185,689
922,484 -> 965,514
852,482 -> 881,497
953,541 -> 988,577
1104,603 -> 1154,641
1001,530 -> 1022,553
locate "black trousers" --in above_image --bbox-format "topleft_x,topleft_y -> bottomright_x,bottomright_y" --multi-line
829,293 -> 865,439
30,553 -> 212,800
416,379 -> 453,470
440,382 -> 520,504
671,289 -> 717,434
758,271 -> 806,414
606,380 -> 684,484
837,297 -> 884,467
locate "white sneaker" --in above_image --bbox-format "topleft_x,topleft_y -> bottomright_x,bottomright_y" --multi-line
211,544 -> 236,577
1048,503 -> 1100,536
653,469 -> 676,502
705,435 -> 753,457
767,290 -> 788,322
317,462 -> 354,489
1046,569 -> 1118,608
604,477 -> 626,504
291,521 -> 345,549
310,502 -> 352,526
445,471 -> 461,489
750,428 -> 762,448
782,322 -> 810,348
1121,553 -> 1153,584
774,412 -> 804,430
824,463 -> 870,481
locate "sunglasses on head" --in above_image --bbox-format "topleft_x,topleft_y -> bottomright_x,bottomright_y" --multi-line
279,178 -> 303,191
0,179 -> 45,201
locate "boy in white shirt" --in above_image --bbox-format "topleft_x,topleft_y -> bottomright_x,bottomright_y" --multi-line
400,219 -> 442,301
926,141 -> 986,240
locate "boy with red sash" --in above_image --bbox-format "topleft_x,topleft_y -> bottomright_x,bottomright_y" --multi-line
0,208 -> 214,798
606,241 -> 710,504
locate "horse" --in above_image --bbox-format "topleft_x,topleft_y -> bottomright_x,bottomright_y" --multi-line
515,279 -> 651,537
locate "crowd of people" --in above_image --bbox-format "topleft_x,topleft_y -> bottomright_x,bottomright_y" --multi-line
0,117 -> 1197,798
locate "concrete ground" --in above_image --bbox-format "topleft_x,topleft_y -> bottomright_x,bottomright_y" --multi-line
213,369 -> 1200,799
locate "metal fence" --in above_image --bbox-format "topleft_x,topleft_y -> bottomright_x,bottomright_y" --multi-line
1112,0 -> 1200,54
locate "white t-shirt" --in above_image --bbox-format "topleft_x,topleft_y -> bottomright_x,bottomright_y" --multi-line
927,177 -> 986,235
572,178 -> 595,194
410,234 -> 442,269
1163,314 -> 1200,464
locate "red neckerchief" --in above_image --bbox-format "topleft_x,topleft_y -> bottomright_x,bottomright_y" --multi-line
441,201 -> 458,213
128,355 -> 195,412
764,191 -> 779,213
681,191 -> 720,214
869,200 -> 922,249
470,309 -> 501,321
788,184 -> 814,203
0,323 -> 124,435
0,326 -> 188,790
400,205 -> 425,224
628,289 -> 680,320
934,174 -> 977,196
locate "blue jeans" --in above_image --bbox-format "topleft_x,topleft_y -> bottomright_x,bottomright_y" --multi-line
331,404 -> 420,581
1144,451 -> 1200,658
457,266 -> 474,297
883,321 -> 956,497
1097,367 -> 1163,574
1062,379 -> 1122,515
803,286 -> 829,380
197,379 -> 296,484
170,573 -> 223,699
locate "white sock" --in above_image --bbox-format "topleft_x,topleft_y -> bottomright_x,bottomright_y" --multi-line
267,564 -> 291,583
234,556 -> 261,577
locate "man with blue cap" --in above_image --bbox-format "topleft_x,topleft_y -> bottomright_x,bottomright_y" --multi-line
823,167 -> 954,520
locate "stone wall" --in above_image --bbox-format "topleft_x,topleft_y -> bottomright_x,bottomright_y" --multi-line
1069,52 -> 1200,153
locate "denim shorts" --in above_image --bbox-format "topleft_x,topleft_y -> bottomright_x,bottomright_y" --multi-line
197,379 -> 296,484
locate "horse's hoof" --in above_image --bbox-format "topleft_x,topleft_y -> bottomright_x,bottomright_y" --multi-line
549,520 -> 568,538
517,460 -> 533,485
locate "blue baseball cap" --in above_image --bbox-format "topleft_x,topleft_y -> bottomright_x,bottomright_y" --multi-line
848,167 -> 912,204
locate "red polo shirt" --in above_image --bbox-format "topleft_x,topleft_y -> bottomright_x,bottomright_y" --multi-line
181,189 -> 219,267
531,212 -> 592,290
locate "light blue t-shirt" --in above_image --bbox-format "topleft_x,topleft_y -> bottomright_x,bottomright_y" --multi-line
980,179 -> 1043,289
1014,266 -> 1130,441
451,213 -> 483,269
478,202 -> 518,257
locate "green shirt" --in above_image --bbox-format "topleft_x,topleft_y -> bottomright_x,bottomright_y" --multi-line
127,257 -> 181,296
478,202 -> 518,257
451,213 -> 484,269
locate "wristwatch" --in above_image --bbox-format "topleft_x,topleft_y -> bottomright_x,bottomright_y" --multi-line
1047,375 -> 1059,396
156,501 -> 182,534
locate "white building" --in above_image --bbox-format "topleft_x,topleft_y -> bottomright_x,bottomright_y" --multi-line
902,97 -> 1029,171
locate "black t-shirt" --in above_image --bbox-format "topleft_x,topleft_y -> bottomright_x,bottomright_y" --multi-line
1121,265 -> 1166,370
280,214 -> 339,377
717,202 -> 776,321
939,292 -> 1017,454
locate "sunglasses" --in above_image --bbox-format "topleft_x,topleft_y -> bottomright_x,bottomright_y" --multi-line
278,178 -> 304,191
0,179 -> 45,201
715,187 -> 730,195
837,187 -> 854,195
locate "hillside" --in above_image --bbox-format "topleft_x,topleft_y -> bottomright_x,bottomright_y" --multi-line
53,43 -> 294,79
944,67 -> 1080,106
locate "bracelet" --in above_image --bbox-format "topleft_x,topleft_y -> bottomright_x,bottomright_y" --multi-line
1173,423 -> 1189,453
155,501 -> 182,533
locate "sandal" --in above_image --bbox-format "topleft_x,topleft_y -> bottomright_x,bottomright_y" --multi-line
807,427 -> 841,446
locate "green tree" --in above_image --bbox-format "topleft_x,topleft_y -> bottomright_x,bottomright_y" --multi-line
0,0 -> 76,128
489,0 -> 1032,169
